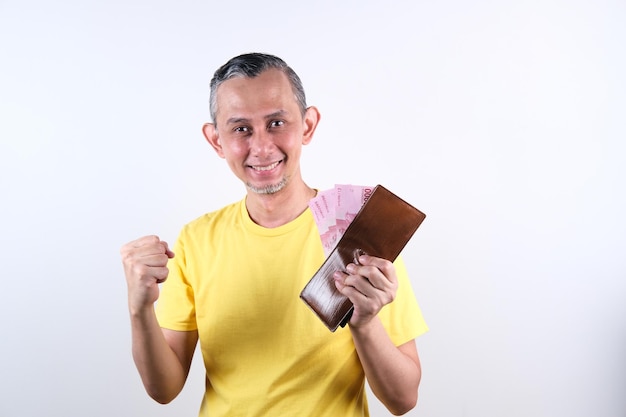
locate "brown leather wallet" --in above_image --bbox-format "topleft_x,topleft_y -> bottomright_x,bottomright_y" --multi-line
300,184 -> 426,331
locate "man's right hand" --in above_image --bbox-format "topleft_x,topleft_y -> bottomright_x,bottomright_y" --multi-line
120,235 -> 175,314
120,235 -> 194,403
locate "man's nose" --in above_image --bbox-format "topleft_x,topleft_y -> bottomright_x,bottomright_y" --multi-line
249,129 -> 273,155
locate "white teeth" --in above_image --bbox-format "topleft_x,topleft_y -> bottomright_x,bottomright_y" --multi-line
252,161 -> 280,171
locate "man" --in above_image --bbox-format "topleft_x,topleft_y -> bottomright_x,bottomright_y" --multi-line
120,52 -> 428,416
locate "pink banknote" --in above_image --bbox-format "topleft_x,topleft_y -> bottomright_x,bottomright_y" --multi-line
309,184 -> 374,256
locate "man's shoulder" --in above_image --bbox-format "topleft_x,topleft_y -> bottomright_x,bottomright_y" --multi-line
182,199 -> 243,232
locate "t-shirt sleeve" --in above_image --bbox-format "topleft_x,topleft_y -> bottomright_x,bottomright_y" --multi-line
379,254 -> 429,346
155,228 -> 198,331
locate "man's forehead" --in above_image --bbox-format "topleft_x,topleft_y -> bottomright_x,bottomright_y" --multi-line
215,70 -> 298,118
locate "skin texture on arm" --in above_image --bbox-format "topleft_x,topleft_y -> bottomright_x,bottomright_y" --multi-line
121,235 -> 198,404
351,321 -> 421,415
129,312 -> 198,403
334,255 -> 422,415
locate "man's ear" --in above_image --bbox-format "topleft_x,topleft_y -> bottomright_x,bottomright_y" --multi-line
202,123 -> 225,158
302,106 -> 321,145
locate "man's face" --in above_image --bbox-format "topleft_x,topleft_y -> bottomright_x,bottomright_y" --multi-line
211,69 -> 310,195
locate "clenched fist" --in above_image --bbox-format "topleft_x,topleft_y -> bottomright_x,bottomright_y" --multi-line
120,235 -> 175,315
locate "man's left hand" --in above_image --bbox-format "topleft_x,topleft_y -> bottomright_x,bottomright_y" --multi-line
333,255 -> 398,328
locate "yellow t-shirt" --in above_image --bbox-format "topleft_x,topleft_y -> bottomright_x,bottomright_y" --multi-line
156,198 -> 428,417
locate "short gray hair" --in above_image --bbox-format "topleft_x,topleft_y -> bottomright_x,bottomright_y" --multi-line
209,53 -> 307,125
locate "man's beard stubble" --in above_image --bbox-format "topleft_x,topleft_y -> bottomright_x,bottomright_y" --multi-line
246,176 -> 289,195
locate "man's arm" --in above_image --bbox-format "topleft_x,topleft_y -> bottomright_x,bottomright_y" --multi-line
121,235 -> 198,404
334,255 -> 421,415
129,310 -> 198,403
350,320 -> 421,415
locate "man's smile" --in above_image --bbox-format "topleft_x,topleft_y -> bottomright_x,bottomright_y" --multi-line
249,160 -> 282,172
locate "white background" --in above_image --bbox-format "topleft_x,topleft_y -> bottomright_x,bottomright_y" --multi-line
1,1 -> 625,416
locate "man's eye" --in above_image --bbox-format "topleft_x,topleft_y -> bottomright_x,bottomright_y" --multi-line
270,120 -> 284,128
234,126 -> 250,133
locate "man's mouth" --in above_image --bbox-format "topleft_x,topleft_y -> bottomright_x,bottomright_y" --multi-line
250,160 -> 281,172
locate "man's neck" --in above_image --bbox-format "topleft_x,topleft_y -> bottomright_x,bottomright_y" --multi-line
245,181 -> 316,228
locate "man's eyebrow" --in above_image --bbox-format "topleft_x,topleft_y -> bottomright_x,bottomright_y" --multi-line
225,116 -> 249,125
264,110 -> 287,119
225,111 -> 288,125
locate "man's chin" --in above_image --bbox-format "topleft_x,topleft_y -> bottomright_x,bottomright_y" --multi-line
246,177 -> 289,195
